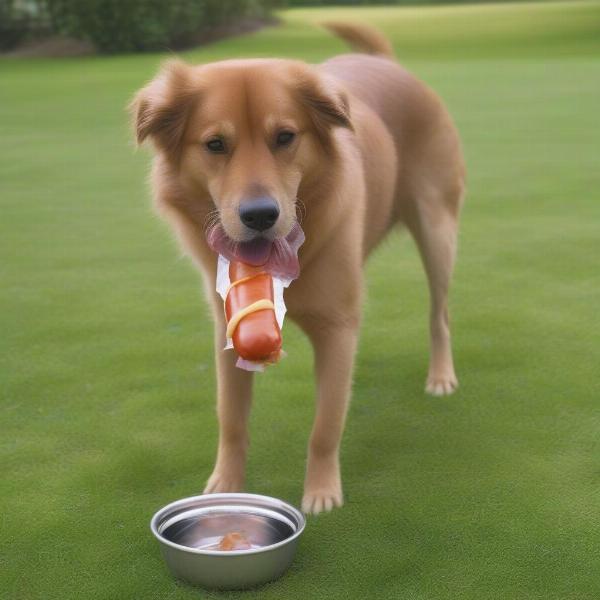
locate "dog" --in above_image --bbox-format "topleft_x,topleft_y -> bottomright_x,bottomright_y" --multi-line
130,22 -> 465,514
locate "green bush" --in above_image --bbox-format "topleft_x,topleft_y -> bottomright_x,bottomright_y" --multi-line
0,0 -> 32,50
43,0 -> 279,53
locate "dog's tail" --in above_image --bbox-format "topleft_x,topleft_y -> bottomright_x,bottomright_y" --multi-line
321,21 -> 394,58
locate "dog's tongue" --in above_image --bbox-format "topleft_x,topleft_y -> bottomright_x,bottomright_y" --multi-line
206,222 -> 305,280
236,237 -> 273,266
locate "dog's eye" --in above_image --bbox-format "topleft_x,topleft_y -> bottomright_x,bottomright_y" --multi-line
275,131 -> 296,147
205,138 -> 226,154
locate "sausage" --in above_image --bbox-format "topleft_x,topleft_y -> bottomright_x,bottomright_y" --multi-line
225,261 -> 282,363
218,531 -> 251,551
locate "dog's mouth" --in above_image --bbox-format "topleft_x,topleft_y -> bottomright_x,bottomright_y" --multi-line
206,222 -> 305,280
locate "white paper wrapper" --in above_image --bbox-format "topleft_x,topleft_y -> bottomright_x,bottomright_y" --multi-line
217,254 -> 292,371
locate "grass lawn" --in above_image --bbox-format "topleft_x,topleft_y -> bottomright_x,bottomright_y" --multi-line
2,1 -> 600,598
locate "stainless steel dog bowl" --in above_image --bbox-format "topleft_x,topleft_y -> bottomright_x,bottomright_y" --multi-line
150,493 -> 306,589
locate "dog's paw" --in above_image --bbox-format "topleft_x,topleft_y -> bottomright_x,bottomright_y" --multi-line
425,373 -> 458,396
203,471 -> 244,494
301,487 -> 343,515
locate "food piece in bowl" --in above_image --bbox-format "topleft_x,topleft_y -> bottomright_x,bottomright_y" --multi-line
218,531 -> 252,551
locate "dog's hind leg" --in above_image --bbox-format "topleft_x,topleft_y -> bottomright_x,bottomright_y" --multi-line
404,182 -> 463,396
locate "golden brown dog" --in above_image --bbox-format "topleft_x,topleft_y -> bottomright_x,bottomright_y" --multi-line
130,23 -> 465,514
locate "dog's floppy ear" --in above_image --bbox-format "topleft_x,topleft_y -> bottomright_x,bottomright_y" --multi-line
129,59 -> 198,154
296,72 -> 353,147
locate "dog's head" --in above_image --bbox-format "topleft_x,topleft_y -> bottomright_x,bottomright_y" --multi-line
130,58 -> 352,257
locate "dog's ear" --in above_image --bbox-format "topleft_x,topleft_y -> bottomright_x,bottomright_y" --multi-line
129,59 -> 198,154
296,72 -> 353,147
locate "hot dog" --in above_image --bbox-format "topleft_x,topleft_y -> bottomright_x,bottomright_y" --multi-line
225,261 -> 282,364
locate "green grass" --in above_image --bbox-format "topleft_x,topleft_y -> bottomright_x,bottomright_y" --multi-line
2,1 -> 600,598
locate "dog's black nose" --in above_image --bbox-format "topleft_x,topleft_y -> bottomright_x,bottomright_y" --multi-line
239,197 -> 280,232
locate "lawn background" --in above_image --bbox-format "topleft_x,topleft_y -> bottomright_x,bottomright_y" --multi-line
1,1 -> 600,598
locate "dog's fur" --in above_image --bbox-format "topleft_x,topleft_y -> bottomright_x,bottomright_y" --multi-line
130,23 -> 465,514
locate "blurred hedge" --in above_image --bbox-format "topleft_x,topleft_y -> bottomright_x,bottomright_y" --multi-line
0,0 -> 50,50
44,0 -> 281,53
283,0 -> 532,4
0,0 -> 281,53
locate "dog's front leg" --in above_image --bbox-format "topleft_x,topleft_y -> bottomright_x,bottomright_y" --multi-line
299,317 -> 359,514
204,314 -> 253,493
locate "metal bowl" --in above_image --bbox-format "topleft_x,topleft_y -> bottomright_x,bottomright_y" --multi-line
150,493 -> 306,590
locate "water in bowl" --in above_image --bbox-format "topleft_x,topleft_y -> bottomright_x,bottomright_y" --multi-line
161,509 -> 295,551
